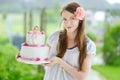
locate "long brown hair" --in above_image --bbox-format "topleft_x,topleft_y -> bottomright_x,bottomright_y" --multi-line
56,2 -> 87,71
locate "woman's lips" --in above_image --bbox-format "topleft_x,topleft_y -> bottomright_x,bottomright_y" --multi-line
67,26 -> 72,29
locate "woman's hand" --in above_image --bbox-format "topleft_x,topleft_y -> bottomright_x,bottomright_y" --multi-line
41,57 -> 61,67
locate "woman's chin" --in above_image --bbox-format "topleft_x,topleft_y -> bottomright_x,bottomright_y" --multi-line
66,30 -> 74,33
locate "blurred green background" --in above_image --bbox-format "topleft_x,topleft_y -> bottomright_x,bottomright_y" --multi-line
0,0 -> 120,80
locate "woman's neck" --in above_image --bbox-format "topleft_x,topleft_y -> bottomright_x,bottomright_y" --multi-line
67,32 -> 77,48
67,31 -> 76,41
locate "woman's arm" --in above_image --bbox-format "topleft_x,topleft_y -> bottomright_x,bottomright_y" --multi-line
46,54 -> 94,80
59,54 -> 94,80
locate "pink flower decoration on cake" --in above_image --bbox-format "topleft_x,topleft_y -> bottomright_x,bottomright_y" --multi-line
40,31 -> 45,35
74,7 -> 85,20
36,58 -> 40,61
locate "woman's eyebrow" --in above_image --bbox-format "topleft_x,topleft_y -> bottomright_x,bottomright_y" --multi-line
70,16 -> 75,19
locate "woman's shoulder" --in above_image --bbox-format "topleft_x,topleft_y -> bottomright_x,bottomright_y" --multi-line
86,37 -> 96,55
87,37 -> 95,46
48,30 -> 61,39
50,30 -> 61,36
47,30 -> 61,45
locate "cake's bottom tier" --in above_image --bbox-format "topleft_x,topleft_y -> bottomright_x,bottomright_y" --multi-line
16,54 -> 50,64
20,46 -> 49,60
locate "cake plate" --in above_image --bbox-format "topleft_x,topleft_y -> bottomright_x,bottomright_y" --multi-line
16,54 -> 50,65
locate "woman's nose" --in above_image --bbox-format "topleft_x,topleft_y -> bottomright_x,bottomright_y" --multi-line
66,20 -> 71,25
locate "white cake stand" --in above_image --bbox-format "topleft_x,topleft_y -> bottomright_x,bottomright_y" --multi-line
16,54 -> 50,65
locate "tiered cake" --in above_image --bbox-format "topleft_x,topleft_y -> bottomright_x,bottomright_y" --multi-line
16,26 -> 49,64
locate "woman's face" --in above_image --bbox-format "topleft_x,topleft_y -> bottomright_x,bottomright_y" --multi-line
61,10 -> 79,33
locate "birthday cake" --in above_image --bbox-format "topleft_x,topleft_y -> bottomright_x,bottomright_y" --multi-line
16,26 -> 49,64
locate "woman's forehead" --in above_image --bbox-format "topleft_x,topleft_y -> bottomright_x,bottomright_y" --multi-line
61,10 -> 74,18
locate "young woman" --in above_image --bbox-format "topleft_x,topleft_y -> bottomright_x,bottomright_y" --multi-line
43,2 -> 96,80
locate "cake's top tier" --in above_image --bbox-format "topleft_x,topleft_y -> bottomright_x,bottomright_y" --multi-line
26,26 -> 45,46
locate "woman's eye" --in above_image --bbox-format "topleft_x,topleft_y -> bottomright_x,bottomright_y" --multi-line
62,18 -> 66,21
71,17 -> 75,20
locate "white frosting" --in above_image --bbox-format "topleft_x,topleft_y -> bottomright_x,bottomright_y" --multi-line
20,46 -> 49,59
26,31 -> 45,45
